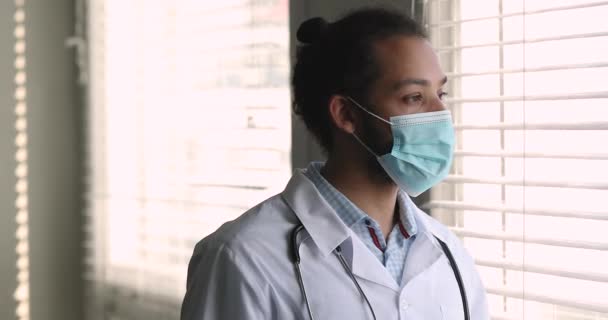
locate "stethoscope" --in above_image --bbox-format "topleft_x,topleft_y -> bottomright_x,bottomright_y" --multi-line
290,224 -> 470,320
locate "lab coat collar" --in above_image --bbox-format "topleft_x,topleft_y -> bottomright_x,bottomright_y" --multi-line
282,171 -> 402,291
349,231 -> 401,291
281,170 -> 451,291
281,169 -> 351,257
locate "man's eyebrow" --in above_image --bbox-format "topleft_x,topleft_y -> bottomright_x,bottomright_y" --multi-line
393,78 -> 428,90
392,76 -> 448,91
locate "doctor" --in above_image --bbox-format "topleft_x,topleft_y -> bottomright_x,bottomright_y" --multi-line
181,7 -> 489,320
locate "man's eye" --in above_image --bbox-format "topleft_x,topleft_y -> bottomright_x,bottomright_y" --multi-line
403,94 -> 423,104
438,91 -> 449,100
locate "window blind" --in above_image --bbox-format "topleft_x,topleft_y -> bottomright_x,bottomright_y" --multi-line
85,0 -> 291,319
12,1 -> 30,319
425,0 -> 608,319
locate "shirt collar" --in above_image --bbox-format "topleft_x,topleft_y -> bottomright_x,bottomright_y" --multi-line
303,161 -> 418,238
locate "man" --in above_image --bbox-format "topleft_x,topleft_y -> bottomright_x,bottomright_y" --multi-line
181,7 -> 489,319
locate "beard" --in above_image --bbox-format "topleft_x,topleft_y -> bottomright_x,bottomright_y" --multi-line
356,116 -> 395,186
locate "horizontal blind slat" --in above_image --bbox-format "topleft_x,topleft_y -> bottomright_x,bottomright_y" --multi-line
490,312 -> 520,320
446,61 -> 608,78
486,286 -> 608,313
453,150 -> 608,160
428,1 -> 608,27
475,257 -> 608,282
436,31 -> 608,52
447,91 -> 608,103
450,227 -> 608,251
454,121 -> 608,130
444,175 -> 608,190
423,200 -> 608,220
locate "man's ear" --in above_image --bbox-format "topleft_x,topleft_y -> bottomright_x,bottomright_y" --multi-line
328,95 -> 357,134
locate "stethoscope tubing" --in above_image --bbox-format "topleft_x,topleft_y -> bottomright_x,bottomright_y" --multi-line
292,225 -> 316,320
334,246 -> 378,320
436,235 -> 470,320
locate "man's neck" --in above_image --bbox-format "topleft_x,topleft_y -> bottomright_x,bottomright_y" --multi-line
321,156 -> 399,238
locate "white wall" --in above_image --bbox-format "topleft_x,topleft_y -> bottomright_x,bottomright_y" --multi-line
24,1 -> 84,319
1,1 -> 18,319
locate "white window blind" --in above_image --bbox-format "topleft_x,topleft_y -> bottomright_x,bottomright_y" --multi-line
86,0 -> 291,319
425,0 -> 608,319
12,0 -> 30,319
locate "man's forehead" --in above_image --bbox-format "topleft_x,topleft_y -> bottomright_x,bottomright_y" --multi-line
372,36 -> 445,88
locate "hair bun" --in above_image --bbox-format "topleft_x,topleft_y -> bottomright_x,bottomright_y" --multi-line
296,17 -> 329,44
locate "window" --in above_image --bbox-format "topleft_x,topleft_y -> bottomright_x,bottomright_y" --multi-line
86,0 -> 290,318
426,0 -> 608,319
12,1 -> 30,319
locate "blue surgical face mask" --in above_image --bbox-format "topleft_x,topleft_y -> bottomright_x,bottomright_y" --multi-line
346,97 -> 455,197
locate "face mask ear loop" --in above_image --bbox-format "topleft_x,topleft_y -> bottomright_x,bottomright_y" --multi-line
344,96 -> 393,126
352,133 -> 380,158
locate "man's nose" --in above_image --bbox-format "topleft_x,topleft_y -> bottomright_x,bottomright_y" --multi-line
427,96 -> 447,112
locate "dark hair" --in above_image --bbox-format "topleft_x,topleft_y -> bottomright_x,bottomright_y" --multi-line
292,7 -> 427,152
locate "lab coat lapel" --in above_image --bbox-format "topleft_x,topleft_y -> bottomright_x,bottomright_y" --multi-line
400,231 -> 443,286
348,231 -> 400,292
400,203 -> 445,286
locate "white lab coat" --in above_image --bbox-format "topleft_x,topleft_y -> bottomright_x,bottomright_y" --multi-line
181,170 -> 489,319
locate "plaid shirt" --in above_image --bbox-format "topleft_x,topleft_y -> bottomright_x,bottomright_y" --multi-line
303,162 -> 418,285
